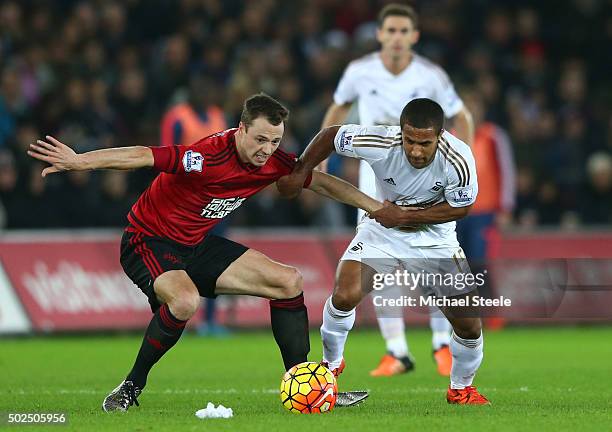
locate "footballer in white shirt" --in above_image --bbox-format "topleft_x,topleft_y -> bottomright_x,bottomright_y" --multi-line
279,98 -> 489,405
320,3 -> 475,379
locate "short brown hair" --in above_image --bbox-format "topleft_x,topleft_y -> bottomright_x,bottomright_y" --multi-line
400,98 -> 444,134
377,3 -> 418,28
240,93 -> 289,128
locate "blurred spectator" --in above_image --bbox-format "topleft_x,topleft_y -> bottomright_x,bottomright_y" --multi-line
150,34 -> 191,109
0,150 -> 17,228
536,180 -> 564,225
160,75 -> 227,146
580,152 -> 612,225
514,167 -> 538,228
457,88 -> 516,260
113,68 -> 151,145
97,171 -> 132,227
0,68 -> 27,148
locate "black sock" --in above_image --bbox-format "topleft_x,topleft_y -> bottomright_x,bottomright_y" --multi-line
126,303 -> 187,389
270,293 -> 310,371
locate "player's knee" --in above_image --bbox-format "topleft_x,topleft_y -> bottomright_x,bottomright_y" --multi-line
154,271 -> 200,320
277,267 -> 303,299
453,319 -> 482,340
331,285 -> 360,311
168,289 -> 200,320
332,270 -> 362,311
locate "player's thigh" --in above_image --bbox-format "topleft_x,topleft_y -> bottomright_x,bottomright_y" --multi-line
120,228 -> 192,312
215,249 -> 302,299
336,226 -> 400,309
416,246 -> 477,298
187,235 -> 249,298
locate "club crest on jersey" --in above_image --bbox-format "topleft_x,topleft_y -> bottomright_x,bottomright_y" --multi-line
349,241 -> 364,254
430,181 -> 443,191
201,197 -> 246,219
338,131 -> 353,153
183,150 -> 204,173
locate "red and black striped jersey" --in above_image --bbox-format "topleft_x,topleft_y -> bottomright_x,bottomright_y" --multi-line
128,128 -> 308,246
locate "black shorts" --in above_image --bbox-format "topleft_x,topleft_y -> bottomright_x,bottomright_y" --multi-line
120,227 -> 248,312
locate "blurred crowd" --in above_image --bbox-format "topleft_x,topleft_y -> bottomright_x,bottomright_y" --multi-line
0,0 -> 611,230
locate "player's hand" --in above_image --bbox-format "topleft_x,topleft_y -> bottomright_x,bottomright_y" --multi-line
276,161 -> 310,199
369,200 -> 419,228
27,136 -> 82,177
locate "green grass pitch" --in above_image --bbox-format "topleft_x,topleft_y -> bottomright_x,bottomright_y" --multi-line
2,327 -> 611,431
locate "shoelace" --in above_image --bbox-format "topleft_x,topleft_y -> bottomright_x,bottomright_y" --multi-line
463,386 -> 486,402
121,384 -> 140,408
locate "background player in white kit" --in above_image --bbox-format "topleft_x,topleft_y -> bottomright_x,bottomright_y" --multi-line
279,98 -> 489,405
320,3 -> 474,377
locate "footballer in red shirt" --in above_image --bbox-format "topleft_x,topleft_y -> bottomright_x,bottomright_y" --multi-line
28,93 -> 382,412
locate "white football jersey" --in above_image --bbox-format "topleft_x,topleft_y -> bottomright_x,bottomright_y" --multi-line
333,52 -> 464,126
334,125 -> 478,247
333,52 -> 465,218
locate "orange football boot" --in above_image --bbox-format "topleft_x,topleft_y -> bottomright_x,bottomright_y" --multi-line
369,353 -> 415,377
433,345 -> 452,376
446,386 -> 490,405
321,358 -> 346,377
484,317 -> 507,331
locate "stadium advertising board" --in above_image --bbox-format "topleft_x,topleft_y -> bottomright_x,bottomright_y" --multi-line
0,236 -> 152,331
0,231 -> 610,333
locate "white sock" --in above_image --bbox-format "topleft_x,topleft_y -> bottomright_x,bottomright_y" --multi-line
377,317 -> 409,357
374,284 -> 409,357
450,331 -> 484,389
320,296 -> 356,369
429,308 -> 452,350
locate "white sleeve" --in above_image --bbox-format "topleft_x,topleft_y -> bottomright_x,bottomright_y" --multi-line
432,66 -> 464,118
333,63 -> 359,105
442,142 -> 478,207
333,124 -> 400,162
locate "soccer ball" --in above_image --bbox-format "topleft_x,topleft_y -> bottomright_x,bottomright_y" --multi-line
280,361 -> 337,414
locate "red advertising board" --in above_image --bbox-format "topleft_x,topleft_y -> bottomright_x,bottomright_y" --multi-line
0,236 -> 152,331
0,230 -> 610,333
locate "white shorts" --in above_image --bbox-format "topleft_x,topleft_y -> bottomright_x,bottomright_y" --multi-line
341,223 -> 476,298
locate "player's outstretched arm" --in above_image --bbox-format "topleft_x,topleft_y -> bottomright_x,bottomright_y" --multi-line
276,126 -> 341,199
369,200 -> 472,228
28,135 -> 154,177
307,171 -> 382,214
317,103 -> 351,173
